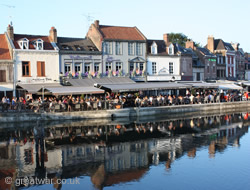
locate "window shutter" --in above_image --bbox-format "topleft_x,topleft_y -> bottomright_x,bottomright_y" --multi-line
37,62 -> 41,76
0,70 -> 6,82
41,62 -> 45,76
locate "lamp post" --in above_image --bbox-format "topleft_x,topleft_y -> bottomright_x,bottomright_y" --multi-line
42,86 -> 44,102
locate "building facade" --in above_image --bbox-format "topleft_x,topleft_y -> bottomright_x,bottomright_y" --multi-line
6,25 -> 60,86
232,43 -> 245,80
86,20 -> 147,81
56,36 -> 102,78
147,38 -> 181,81
0,32 -> 14,98
207,36 -> 236,80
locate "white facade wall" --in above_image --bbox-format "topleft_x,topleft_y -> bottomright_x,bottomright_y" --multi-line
147,56 -> 181,81
14,50 -> 59,84
103,41 -> 147,75
60,54 -> 102,75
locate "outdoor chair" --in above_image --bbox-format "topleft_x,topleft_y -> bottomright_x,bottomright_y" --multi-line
75,104 -> 81,111
210,96 -> 215,103
55,104 -> 61,112
204,96 -> 209,103
216,95 -> 220,103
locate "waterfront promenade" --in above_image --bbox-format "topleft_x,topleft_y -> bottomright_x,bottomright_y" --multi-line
1,100 -> 250,123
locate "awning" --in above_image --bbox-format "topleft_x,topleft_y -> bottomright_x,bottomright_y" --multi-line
66,77 -> 135,87
99,82 -> 191,93
188,83 -> 219,89
38,86 -> 104,95
218,84 -> 243,90
16,83 -> 62,94
0,84 -> 13,91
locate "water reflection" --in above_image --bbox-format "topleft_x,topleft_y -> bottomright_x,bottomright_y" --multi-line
0,112 -> 249,189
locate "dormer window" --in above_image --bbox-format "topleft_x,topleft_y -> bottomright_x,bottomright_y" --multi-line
151,42 -> 158,54
32,39 -> 44,50
168,44 -> 174,55
18,38 -> 29,49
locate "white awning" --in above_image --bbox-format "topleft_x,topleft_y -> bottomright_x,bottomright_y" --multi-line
0,84 -> 13,91
218,84 -> 243,90
38,86 -> 104,95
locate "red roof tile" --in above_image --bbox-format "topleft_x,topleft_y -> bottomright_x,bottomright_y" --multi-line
99,25 -> 146,41
0,34 -> 11,60
13,34 -> 54,50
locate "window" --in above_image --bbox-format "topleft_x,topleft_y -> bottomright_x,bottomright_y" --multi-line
75,63 -> 81,73
140,63 -> 144,71
213,66 -> 215,73
207,66 -> 210,73
84,63 -> 90,73
106,62 -> 112,72
152,62 -> 157,74
22,62 -> 30,77
115,42 -> 122,55
0,70 -> 6,82
33,39 -> 43,50
128,42 -> 134,55
217,70 -> 220,77
130,63 -> 134,71
196,73 -> 200,81
168,44 -> 174,55
94,63 -> 100,72
18,38 -> 29,49
136,43 -> 142,56
151,42 -> 157,54
116,62 -> 122,71
37,61 -> 45,77
104,42 -> 112,55
169,62 -> 173,74
65,63 -> 71,73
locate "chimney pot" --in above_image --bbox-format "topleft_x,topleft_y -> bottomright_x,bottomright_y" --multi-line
7,24 -> 14,41
49,26 -> 57,43
94,20 -> 99,28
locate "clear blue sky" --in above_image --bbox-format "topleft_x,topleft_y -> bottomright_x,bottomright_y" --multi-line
1,0 -> 249,52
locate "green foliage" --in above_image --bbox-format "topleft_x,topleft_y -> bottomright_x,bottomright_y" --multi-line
168,33 -> 202,48
168,33 -> 189,47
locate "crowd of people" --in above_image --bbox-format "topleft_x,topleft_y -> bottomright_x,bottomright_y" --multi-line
0,89 -> 249,112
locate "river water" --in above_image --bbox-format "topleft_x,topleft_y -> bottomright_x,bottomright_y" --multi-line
0,111 -> 250,190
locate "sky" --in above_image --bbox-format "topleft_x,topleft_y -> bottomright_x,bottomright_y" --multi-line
0,0 -> 249,52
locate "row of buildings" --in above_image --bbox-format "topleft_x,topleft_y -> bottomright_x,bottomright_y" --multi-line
0,20 -> 250,97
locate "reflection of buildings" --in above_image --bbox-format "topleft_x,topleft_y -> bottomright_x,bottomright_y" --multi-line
0,112 -> 249,189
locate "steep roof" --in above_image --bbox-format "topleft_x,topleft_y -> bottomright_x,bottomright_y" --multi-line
214,39 -> 234,51
147,39 -> 192,56
99,25 -> 146,41
13,34 -> 54,50
196,47 -> 215,56
57,37 -> 100,53
147,40 -> 167,55
0,34 -> 11,60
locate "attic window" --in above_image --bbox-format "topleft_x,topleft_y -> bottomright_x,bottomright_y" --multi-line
75,46 -> 82,51
168,44 -> 174,55
151,42 -> 157,54
62,45 -> 70,50
18,38 -> 29,49
88,46 -> 94,51
32,39 -> 43,50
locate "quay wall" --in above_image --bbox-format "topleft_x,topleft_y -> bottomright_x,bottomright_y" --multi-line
1,101 -> 250,123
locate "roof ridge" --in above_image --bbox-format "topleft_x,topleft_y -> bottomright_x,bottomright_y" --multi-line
100,24 -> 137,28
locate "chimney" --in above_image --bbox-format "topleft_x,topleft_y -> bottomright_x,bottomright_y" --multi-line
7,24 -> 14,41
49,26 -> 57,43
163,33 -> 169,44
94,20 -> 99,29
185,40 -> 195,50
207,35 -> 214,53
231,43 -> 239,51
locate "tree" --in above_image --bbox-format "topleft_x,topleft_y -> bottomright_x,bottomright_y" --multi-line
168,33 -> 202,48
168,33 -> 189,47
